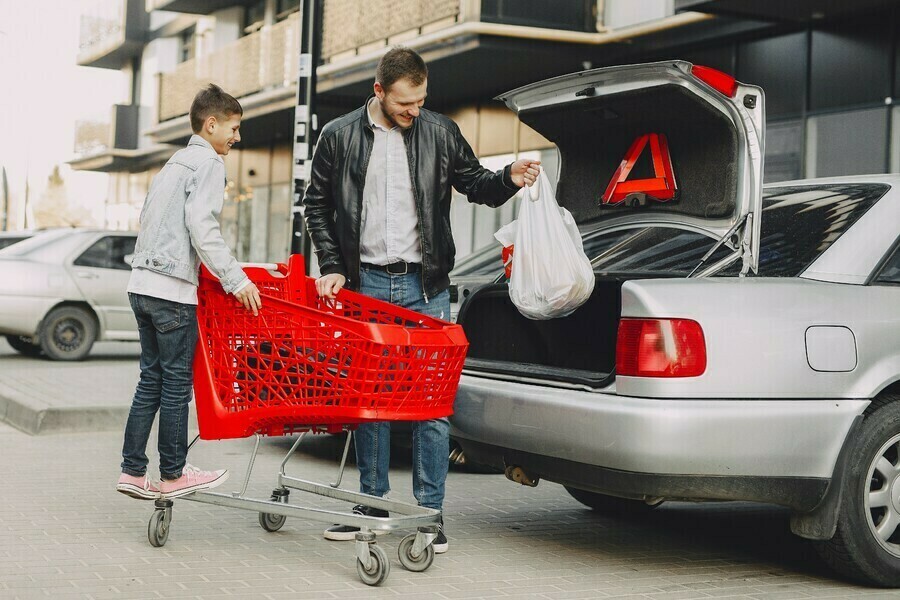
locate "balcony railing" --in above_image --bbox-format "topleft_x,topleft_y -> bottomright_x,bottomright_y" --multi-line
158,0 -> 463,122
74,105 -> 141,157
77,0 -> 147,69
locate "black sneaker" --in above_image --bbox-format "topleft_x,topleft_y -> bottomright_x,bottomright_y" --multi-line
433,518 -> 448,554
323,504 -> 389,541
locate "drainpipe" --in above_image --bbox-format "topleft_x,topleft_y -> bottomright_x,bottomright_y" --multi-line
290,0 -> 322,263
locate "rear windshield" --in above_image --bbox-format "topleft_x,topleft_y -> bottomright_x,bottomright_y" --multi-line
0,230 -> 73,257
451,183 -> 888,279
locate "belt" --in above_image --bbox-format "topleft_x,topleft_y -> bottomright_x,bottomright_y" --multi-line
361,261 -> 421,275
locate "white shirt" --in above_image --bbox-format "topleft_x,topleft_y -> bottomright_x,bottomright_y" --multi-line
127,267 -> 199,305
359,97 -> 422,265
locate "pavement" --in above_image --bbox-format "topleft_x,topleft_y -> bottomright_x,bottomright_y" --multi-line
2,339 -> 900,598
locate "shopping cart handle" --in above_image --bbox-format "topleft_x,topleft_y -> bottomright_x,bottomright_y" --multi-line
239,262 -> 280,270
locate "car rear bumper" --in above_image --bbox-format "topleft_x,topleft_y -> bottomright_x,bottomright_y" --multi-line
0,295 -> 56,336
450,373 -> 868,481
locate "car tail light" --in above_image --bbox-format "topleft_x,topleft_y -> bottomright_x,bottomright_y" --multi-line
616,318 -> 707,378
691,64 -> 737,97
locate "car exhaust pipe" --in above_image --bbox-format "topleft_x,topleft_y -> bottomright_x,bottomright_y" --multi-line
449,447 -> 466,466
505,465 -> 540,487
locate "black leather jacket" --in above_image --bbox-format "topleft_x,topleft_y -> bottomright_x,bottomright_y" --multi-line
303,100 -> 519,299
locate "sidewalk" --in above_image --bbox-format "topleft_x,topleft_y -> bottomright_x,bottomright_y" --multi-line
0,339 -> 140,435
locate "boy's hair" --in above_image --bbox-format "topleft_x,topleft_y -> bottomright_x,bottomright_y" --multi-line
376,47 -> 428,92
189,83 -> 243,133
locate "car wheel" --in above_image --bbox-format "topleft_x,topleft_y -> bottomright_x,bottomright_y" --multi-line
565,485 -> 662,515
5,335 -> 42,357
814,393 -> 900,587
39,306 -> 97,361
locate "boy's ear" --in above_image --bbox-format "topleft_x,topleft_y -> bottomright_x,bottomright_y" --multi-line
204,114 -> 217,133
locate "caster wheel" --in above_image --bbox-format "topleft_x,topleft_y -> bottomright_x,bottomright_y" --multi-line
259,511 -> 286,532
356,543 -> 390,586
148,509 -> 170,547
398,533 -> 435,572
259,489 -> 288,532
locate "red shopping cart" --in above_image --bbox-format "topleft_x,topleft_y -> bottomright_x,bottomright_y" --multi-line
146,256 -> 468,586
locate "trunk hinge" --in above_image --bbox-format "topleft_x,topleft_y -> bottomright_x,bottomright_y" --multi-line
687,212 -> 749,278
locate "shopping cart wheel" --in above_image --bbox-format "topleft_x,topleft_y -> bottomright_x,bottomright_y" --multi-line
258,489 -> 288,532
148,501 -> 173,548
356,542 -> 390,586
398,532 -> 435,572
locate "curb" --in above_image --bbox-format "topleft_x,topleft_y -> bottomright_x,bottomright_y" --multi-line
0,393 -> 128,435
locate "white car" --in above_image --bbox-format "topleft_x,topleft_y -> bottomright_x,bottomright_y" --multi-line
0,229 -> 138,360
450,61 -> 900,586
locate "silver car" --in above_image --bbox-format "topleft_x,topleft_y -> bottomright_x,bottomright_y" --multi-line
0,229 -> 138,360
451,62 -> 900,586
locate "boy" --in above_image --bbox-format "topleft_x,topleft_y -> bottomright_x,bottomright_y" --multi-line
116,84 -> 261,500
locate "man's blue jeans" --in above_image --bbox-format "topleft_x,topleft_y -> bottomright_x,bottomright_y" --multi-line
355,267 -> 451,511
121,293 -> 198,480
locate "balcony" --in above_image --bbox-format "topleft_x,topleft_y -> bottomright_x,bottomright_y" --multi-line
146,0 -> 254,14
675,0 -> 898,22
71,105 -> 173,172
78,0 -> 148,69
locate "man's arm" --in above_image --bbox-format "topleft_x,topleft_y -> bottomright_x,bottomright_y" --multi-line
302,132 -> 346,278
184,158 -> 255,299
450,124 -> 540,206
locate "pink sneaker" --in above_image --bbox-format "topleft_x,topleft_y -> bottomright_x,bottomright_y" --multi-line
159,464 -> 229,499
116,473 -> 160,500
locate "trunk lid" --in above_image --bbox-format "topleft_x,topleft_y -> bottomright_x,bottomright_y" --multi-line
496,61 -> 765,273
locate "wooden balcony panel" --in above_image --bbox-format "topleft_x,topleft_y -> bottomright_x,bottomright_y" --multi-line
74,120 -> 112,157
261,14 -> 300,89
322,0 -> 361,58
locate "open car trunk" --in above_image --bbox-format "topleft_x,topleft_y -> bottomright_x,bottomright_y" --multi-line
458,278 -> 629,388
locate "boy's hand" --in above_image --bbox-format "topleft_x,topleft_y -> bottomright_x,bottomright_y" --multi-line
316,273 -> 346,299
234,282 -> 262,316
510,159 -> 541,187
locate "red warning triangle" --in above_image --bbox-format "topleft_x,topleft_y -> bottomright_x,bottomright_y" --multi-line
601,133 -> 677,206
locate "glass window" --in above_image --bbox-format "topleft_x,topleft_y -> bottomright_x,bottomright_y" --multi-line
277,0 -> 300,18
591,227 -> 731,276
806,108 -> 888,178
721,183 -> 887,277
179,27 -> 195,63
875,244 -> 900,284
74,236 -> 135,270
764,120 -> 803,183
737,32 -> 807,119
810,15 -> 892,111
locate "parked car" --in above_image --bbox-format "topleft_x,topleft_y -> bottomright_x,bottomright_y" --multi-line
0,230 -> 37,250
0,229 -> 138,360
450,62 -> 900,586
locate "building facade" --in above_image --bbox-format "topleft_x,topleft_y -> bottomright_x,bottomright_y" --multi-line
70,0 -> 900,269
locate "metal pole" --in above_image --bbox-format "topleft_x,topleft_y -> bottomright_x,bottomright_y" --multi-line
290,0 -> 321,264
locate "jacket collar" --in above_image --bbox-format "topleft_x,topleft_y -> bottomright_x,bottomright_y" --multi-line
187,134 -> 224,162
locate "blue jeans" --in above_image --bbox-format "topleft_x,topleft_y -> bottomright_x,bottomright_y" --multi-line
121,293 -> 198,480
354,267 -> 451,511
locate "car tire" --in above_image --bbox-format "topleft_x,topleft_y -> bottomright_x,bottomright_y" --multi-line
5,335 -> 43,357
565,485 -> 662,516
814,393 -> 900,587
39,306 -> 97,361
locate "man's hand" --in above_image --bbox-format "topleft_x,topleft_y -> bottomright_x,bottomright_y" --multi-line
234,282 -> 262,316
510,159 -> 542,188
316,273 -> 347,299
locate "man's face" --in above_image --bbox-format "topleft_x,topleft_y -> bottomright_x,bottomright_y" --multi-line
207,113 -> 242,155
375,77 -> 427,129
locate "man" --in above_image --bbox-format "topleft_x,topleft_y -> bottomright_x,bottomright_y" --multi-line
303,46 -> 540,554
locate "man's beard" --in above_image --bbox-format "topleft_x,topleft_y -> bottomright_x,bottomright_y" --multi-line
380,103 -> 414,129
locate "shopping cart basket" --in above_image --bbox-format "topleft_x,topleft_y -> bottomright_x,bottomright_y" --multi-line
145,256 -> 469,586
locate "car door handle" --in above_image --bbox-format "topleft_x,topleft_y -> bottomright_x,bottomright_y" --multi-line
76,272 -> 99,279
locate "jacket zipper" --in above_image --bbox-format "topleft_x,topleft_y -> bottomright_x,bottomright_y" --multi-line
404,126 -> 428,303
358,126 -> 374,289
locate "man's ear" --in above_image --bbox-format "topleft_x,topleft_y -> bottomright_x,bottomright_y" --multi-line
204,115 -> 217,133
373,81 -> 384,100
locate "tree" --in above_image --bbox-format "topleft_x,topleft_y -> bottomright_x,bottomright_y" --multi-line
33,165 -> 91,228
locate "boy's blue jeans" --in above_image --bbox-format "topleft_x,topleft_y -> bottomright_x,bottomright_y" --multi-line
121,293 -> 198,480
354,267 -> 451,511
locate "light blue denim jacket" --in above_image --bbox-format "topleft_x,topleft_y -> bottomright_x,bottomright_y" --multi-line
131,135 -> 248,294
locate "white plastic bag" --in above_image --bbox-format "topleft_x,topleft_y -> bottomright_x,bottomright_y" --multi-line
494,170 -> 595,320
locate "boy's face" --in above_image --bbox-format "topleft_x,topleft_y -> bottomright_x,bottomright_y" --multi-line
374,77 -> 427,129
204,113 -> 242,155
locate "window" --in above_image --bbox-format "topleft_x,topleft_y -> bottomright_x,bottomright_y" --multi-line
875,244 -> 900,284
74,236 -> 136,271
591,227 -> 732,276
245,0 -> 266,34
276,0 -> 300,19
721,183 -> 887,277
179,27 -> 195,63
737,32 -> 807,119
764,120 -> 803,183
806,108 -> 888,178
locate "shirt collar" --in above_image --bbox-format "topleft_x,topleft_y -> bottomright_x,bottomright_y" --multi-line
366,97 -> 394,132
